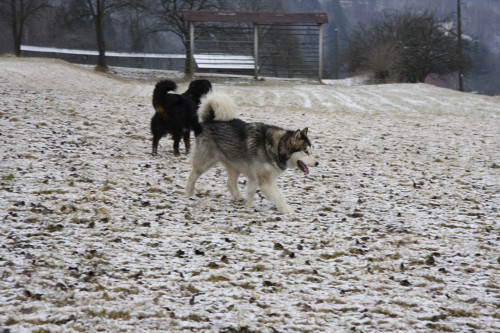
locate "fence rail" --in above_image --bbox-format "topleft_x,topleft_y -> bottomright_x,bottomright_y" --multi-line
20,45 -> 185,59
20,45 -> 186,71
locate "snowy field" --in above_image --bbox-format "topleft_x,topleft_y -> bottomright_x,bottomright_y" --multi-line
0,57 -> 499,332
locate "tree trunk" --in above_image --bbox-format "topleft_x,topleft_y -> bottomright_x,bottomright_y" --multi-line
184,46 -> 191,75
10,0 -> 22,56
94,0 -> 108,72
13,22 -> 23,56
14,29 -> 22,56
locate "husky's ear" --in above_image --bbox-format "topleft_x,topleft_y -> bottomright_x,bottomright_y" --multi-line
292,129 -> 302,143
301,127 -> 309,137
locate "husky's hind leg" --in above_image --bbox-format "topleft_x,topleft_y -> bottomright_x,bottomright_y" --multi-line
186,147 -> 217,196
225,165 -> 244,201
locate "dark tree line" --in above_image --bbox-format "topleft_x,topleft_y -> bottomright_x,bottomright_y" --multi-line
343,10 -> 471,84
0,0 -> 289,73
0,0 -> 51,56
0,0 -> 235,71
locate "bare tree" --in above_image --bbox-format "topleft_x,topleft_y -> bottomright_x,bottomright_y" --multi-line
0,0 -> 50,56
65,0 -> 145,71
150,0 -> 230,74
344,9 -> 470,83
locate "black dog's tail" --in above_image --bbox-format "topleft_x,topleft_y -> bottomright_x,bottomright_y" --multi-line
152,80 -> 177,109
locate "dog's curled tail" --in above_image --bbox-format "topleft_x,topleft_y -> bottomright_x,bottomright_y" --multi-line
152,79 -> 177,108
198,92 -> 237,123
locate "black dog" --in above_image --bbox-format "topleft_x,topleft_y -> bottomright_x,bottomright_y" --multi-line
151,79 -> 212,155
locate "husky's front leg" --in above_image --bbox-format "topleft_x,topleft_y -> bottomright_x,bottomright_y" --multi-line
186,170 -> 200,197
245,177 -> 258,208
259,179 -> 293,214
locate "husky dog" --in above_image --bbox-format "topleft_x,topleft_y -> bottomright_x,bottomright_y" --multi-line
186,92 -> 319,214
151,79 -> 212,156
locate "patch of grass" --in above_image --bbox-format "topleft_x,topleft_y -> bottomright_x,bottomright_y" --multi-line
320,252 -> 346,260
71,217 -> 90,225
250,264 -> 267,272
32,329 -> 52,333
422,274 -> 444,283
288,269 -> 314,275
112,286 -> 139,295
107,310 -> 131,320
101,292 -> 115,301
425,323 -> 454,332
185,314 -> 207,322
419,313 -> 448,322
392,236 -> 414,247
408,258 -> 425,266
337,306 -> 360,313
35,189 -> 68,195
137,311 -> 164,320
46,224 -> 64,232
147,186 -> 165,193
52,296 -> 76,307
444,308 -> 476,318
185,284 -> 200,294
367,264 -> 386,273
466,322 -> 482,329
235,282 -> 255,290
2,174 -> 15,181
319,297 -> 346,305
83,308 -> 107,318
84,308 -> 131,320
391,300 -> 417,308
5,317 -> 18,325
206,275 -> 231,282
372,307 -> 399,318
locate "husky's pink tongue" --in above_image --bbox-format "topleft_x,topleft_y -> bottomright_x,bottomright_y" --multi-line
297,160 -> 309,175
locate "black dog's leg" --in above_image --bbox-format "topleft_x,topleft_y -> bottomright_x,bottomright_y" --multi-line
183,129 -> 191,154
151,115 -> 167,155
172,132 -> 182,156
152,137 -> 160,155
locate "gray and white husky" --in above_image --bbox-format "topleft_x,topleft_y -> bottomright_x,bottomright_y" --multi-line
186,92 -> 319,214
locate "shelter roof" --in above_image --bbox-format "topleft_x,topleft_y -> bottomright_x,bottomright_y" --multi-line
183,11 -> 328,24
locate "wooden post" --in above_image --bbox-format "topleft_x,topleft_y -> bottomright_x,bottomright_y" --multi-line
457,0 -> 464,92
189,22 -> 195,78
254,23 -> 259,80
318,23 -> 324,81
334,28 -> 340,79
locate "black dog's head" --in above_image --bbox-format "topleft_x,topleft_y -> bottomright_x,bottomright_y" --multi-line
185,79 -> 212,105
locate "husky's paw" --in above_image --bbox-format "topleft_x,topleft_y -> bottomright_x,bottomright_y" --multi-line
278,205 -> 294,214
232,194 -> 245,202
245,199 -> 255,208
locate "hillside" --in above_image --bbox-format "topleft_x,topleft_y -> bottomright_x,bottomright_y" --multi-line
0,57 -> 499,332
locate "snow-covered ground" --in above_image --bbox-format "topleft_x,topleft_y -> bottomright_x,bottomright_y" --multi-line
1,57 -> 499,332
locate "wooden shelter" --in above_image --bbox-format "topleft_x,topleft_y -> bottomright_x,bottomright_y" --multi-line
183,11 -> 328,80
